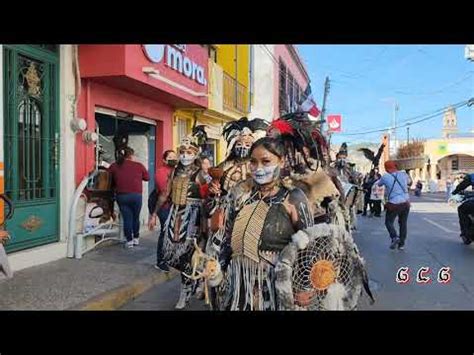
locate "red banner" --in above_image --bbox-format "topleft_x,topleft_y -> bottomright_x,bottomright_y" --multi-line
327,114 -> 342,133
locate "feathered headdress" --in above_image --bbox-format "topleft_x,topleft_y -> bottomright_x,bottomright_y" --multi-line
179,122 -> 208,154
337,143 -> 348,157
192,124 -> 208,147
222,117 -> 269,158
267,112 -> 329,171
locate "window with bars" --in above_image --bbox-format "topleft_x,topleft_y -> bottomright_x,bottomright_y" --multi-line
4,48 -> 58,202
288,73 -> 294,113
279,60 -> 287,115
296,85 -> 302,107
460,156 -> 474,170
177,119 -> 188,142
452,159 -> 459,170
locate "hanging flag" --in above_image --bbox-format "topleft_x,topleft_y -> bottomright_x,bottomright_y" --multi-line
327,114 -> 342,133
298,84 -> 321,117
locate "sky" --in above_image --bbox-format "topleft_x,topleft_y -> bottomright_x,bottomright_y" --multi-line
297,45 -> 474,146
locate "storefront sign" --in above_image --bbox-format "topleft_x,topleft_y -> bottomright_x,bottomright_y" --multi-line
327,114 -> 342,133
143,45 -> 207,86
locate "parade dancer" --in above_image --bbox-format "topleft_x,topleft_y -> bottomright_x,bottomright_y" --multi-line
266,112 -> 340,225
150,126 -> 208,309
208,137 -> 314,310
263,116 -> 374,308
205,117 -> 268,258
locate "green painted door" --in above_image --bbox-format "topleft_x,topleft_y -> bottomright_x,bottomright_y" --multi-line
3,45 -> 59,253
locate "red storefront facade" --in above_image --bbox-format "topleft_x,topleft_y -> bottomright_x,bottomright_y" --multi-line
76,44 -> 209,184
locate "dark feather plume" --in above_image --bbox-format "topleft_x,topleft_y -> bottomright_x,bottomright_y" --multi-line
358,148 -> 375,162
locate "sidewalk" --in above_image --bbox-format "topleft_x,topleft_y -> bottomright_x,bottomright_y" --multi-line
0,231 -> 178,310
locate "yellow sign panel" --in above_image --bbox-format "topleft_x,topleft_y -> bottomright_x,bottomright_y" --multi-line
437,142 -> 448,155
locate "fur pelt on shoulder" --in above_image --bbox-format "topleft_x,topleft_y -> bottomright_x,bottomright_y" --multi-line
285,168 -> 340,206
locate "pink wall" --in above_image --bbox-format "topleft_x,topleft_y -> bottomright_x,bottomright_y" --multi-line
79,45 -> 126,77
76,44 -> 211,185
75,80 -> 174,185
273,45 -> 310,118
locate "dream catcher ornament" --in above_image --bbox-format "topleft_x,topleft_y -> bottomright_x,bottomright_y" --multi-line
275,223 -> 374,311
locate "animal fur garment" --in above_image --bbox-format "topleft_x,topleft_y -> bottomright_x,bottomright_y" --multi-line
290,168 -> 340,205
321,282 -> 347,310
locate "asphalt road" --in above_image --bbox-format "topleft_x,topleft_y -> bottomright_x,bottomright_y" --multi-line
121,193 -> 473,311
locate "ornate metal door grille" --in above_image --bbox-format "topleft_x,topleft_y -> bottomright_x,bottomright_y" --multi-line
3,45 -> 59,252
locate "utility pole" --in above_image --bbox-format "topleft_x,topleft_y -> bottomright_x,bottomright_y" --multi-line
384,98 -> 399,158
392,101 -> 399,148
320,76 -> 331,164
321,76 -> 331,124
406,124 -> 410,144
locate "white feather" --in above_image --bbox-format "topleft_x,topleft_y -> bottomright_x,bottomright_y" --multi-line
292,230 -> 310,250
322,282 -> 347,310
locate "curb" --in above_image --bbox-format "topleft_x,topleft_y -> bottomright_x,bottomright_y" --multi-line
73,270 -> 179,310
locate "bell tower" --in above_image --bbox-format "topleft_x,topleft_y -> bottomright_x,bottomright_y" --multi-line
442,106 -> 458,139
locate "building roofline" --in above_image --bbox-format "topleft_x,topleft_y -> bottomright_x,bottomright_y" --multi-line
286,45 -> 311,83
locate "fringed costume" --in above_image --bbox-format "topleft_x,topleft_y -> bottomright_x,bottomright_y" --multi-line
205,117 -> 268,259
161,128 -> 208,309
214,179 -> 314,310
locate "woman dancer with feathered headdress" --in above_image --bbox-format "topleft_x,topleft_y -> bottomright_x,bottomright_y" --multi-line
205,117 -> 268,257
149,125 -> 209,309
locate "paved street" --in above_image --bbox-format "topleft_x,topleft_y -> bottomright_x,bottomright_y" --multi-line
121,192 -> 474,311
357,192 -> 474,310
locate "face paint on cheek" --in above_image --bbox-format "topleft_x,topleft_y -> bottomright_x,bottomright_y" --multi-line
251,165 -> 281,185
179,153 -> 195,166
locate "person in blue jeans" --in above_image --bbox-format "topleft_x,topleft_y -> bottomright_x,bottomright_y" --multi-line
376,160 -> 412,250
109,147 -> 150,248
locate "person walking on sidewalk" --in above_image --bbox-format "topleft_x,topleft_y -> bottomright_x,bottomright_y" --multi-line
109,147 -> 150,249
148,150 -> 178,271
376,161 -> 412,250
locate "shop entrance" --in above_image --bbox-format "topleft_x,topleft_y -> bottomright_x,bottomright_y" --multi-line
95,112 -> 156,229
